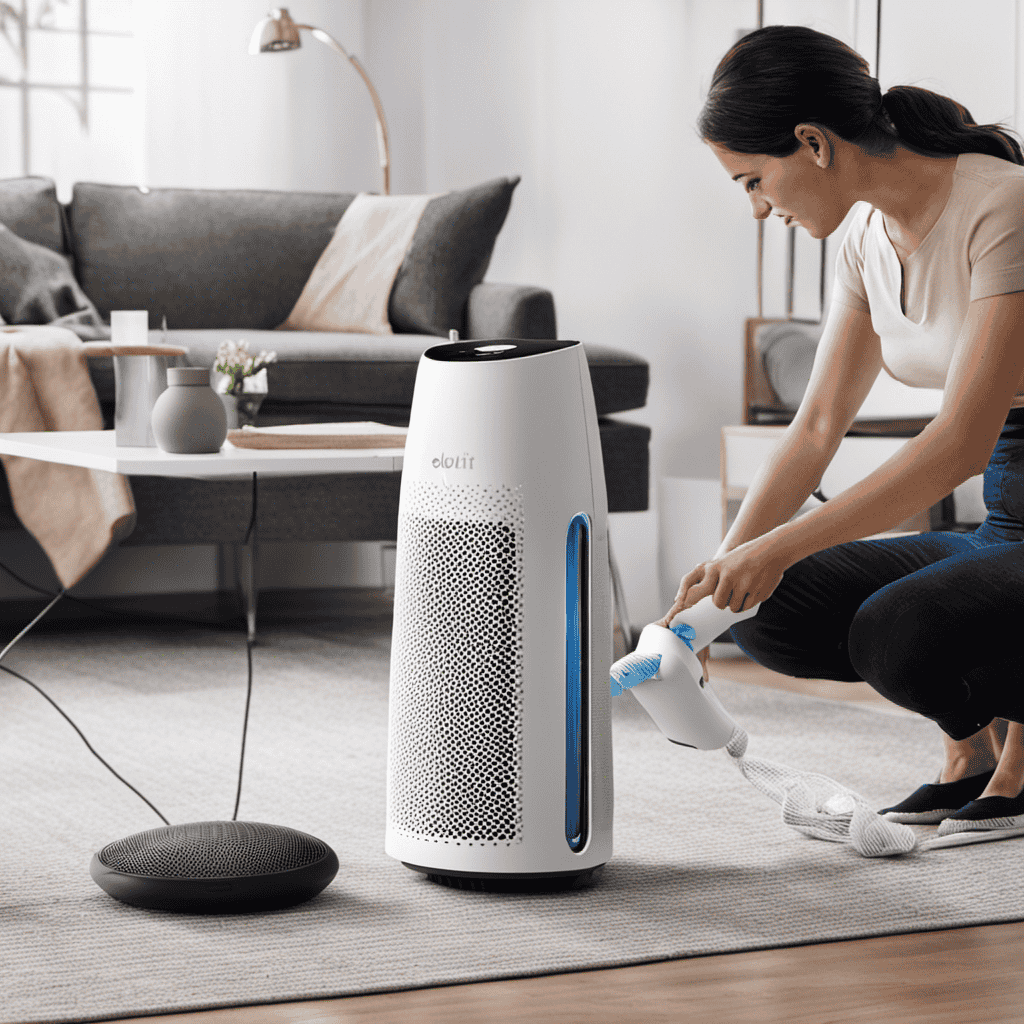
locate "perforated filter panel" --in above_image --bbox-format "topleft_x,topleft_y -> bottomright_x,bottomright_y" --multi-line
96,821 -> 332,878
389,481 -> 525,846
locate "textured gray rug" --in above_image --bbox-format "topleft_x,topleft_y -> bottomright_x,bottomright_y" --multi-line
3,612 -> 1023,1024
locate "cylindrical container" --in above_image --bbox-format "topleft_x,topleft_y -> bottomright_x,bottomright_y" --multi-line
110,310 -> 149,346
113,354 -> 173,447
385,339 -> 613,891
110,310 -> 162,447
151,367 -> 228,454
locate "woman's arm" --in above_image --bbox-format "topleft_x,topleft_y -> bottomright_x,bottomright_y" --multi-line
718,302 -> 885,557
771,290 -> 1024,568
661,301 -> 884,624
664,290 -> 1024,618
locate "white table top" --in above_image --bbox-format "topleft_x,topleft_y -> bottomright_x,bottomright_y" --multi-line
0,430 -> 404,480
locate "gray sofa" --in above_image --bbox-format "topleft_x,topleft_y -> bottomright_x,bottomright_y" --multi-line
0,175 -> 650,556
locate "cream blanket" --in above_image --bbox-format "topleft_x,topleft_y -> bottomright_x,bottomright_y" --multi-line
0,325 -> 136,590
278,192 -> 435,334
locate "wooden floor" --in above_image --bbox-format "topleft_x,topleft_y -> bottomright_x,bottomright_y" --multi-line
123,922 -> 1024,1024
108,640 -> 1024,1024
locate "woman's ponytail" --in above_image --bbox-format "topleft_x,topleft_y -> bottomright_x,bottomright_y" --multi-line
880,86 -> 1023,165
698,25 -> 1024,167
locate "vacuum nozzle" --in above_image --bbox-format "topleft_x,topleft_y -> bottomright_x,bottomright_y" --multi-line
614,597 -> 759,750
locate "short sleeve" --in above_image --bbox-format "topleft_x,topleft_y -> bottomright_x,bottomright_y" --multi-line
831,204 -> 871,312
969,177 -> 1024,301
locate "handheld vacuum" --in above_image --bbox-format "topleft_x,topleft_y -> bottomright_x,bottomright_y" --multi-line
612,599 -> 922,857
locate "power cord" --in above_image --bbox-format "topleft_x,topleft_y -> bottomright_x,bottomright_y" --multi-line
2,659 -> 171,827
230,472 -> 259,822
0,470 -> 262,827
0,552 -> 234,630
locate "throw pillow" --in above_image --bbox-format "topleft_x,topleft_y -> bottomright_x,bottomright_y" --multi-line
0,223 -> 109,339
279,193 -> 435,335
388,175 -> 520,336
755,320 -> 824,410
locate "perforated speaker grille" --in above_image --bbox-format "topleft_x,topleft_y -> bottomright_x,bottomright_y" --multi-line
96,821 -> 332,878
389,481 -> 525,845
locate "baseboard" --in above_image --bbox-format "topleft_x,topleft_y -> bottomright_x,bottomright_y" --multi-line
0,586 -> 395,630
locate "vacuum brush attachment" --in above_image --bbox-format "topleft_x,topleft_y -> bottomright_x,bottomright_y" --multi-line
610,598 -> 758,750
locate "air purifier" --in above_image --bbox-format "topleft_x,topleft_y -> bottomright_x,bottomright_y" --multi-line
385,339 -> 613,890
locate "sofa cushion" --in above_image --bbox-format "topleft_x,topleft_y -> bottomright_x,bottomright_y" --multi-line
68,184 -> 357,329
0,177 -> 66,253
86,328 -> 649,419
388,176 -> 519,337
68,177 -> 519,337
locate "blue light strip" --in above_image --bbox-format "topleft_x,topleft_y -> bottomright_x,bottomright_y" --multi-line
565,513 -> 590,852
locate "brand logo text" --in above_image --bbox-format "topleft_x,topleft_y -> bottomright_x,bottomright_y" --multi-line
432,452 -> 475,469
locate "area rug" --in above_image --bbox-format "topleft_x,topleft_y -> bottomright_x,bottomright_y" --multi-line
2,613 -> 1023,1024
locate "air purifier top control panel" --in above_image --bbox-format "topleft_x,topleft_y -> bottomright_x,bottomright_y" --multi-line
425,339 -> 581,362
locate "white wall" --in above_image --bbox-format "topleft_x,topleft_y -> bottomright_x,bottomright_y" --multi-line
360,0 -> 1024,627
139,0 -> 380,193
361,0 -> 757,625
10,1 -> 1023,621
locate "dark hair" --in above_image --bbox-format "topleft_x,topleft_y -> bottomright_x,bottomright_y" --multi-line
697,25 -> 1023,166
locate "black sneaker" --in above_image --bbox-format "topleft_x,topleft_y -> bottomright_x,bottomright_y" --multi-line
935,788 -> 1024,836
878,770 -> 995,824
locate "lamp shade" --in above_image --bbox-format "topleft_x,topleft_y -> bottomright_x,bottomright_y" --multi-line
248,7 -> 301,54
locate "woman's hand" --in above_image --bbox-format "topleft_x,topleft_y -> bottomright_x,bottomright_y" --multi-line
656,533 -> 790,628
653,534 -> 788,682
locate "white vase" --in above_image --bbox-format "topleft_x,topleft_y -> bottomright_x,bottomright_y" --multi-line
220,393 -> 265,429
220,394 -> 239,429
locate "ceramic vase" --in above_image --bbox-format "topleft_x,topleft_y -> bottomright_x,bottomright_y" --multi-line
151,367 -> 228,454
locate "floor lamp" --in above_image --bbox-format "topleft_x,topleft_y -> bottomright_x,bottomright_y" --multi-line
249,7 -> 391,195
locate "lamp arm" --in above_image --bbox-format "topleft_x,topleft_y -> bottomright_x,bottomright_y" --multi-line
303,25 -> 391,195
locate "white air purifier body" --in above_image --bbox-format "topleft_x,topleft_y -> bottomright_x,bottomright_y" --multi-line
385,339 -> 613,890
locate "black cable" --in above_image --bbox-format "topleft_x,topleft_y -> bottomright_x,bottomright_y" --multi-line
230,471 -> 258,821
231,636 -> 254,822
1,470 -> 262,827
0,587 -> 170,825
244,470 -> 258,546
0,555 -> 232,631
0,469 -> 260,631
3,662 -> 171,826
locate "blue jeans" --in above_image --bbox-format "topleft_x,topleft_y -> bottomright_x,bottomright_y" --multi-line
730,408 -> 1024,740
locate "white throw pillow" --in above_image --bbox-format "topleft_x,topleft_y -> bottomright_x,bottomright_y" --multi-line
279,192 -> 435,334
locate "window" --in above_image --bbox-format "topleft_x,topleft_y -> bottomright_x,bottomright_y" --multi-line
0,0 -> 141,199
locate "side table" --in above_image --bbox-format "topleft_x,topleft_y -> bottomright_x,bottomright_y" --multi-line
0,428 -> 405,640
721,424 -> 986,540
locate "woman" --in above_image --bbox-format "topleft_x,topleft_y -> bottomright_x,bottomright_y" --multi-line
659,25 -> 1024,839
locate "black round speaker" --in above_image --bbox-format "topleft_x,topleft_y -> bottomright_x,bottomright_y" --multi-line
90,820 -> 339,913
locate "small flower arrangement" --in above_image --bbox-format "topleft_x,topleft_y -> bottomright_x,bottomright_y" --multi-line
214,340 -> 277,396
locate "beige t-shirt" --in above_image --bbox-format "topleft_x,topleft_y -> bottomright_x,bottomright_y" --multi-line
832,152 -> 1024,388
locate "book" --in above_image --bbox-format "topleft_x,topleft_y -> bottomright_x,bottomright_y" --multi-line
226,421 -> 407,450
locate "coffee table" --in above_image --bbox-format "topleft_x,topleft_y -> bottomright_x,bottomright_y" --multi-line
0,428 -> 405,640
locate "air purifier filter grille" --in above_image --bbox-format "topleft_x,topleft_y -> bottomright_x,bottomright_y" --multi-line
389,481 -> 525,845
